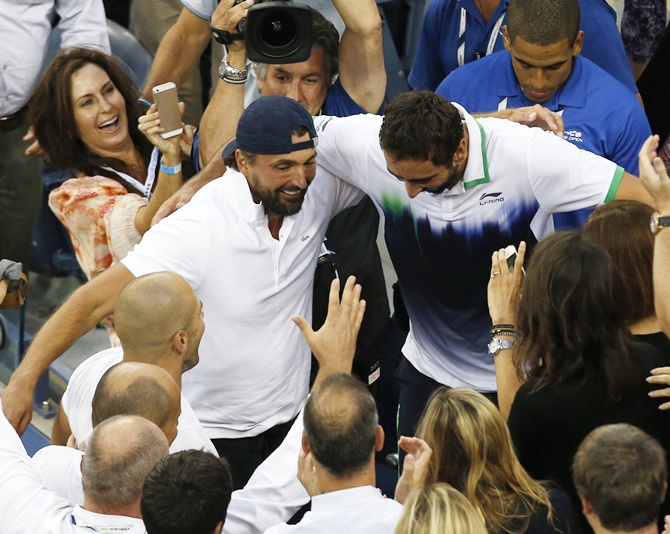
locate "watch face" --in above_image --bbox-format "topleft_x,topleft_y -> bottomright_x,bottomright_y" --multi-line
651,213 -> 659,234
487,338 -> 499,355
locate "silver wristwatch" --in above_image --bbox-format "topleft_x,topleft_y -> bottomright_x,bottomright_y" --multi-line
487,336 -> 516,356
219,58 -> 248,83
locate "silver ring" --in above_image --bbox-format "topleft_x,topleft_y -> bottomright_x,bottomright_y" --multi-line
491,271 -> 501,278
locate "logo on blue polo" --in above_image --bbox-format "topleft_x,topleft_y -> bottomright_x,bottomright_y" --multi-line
564,130 -> 584,143
479,192 -> 505,205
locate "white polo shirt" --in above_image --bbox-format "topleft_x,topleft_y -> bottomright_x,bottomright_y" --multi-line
122,168 -> 362,438
33,445 -> 85,506
61,347 -> 217,455
0,400 -> 147,534
264,485 -> 404,533
314,107 -> 622,390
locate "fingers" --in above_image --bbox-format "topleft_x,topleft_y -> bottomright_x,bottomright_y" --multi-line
326,277 -> 342,315
650,367 -> 670,375
292,314 -> 314,339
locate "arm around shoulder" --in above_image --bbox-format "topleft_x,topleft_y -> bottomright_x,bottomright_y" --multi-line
1,264 -> 135,435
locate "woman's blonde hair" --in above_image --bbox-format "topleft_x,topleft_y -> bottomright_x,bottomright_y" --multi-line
395,483 -> 486,534
416,388 -> 554,533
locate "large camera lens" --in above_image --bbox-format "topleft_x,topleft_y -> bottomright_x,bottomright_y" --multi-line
259,13 -> 298,49
245,2 -> 312,63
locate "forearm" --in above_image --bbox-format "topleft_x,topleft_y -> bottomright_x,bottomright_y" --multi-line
141,9 -> 211,100
198,49 -> 246,164
135,156 -> 183,234
655,228 -> 670,335
10,286 -> 114,388
335,0 -> 385,114
493,342 -> 522,421
50,408 -> 72,446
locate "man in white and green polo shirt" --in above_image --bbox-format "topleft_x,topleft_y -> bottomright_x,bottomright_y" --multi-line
313,90 -> 653,448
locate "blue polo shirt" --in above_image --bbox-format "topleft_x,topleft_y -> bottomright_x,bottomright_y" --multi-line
409,0 -> 637,93
437,52 -> 650,227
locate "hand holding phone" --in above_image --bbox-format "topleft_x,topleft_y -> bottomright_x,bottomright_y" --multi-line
152,82 -> 183,139
504,245 -> 525,275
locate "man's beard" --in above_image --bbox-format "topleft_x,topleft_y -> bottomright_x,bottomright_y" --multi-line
251,172 -> 308,216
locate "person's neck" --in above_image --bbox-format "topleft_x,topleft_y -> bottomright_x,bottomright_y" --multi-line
82,498 -> 142,519
123,351 -> 183,388
593,523 -> 657,534
474,0 -> 501,23
314,458 -> 376,495
629,315 -> 663,336
267,212 -> 284,240
99,140 -> 146,182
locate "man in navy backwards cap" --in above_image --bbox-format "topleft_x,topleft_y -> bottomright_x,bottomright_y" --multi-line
1,95 -> 363,489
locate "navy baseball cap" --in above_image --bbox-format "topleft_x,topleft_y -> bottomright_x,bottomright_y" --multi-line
221,95 -> 318,160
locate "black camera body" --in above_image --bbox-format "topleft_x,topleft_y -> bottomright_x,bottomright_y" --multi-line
213,0 -> 313,64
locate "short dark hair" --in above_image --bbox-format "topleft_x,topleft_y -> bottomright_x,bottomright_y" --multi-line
507,0 -> 581,46
254,9 -> 339,86
92,364 -> 173,430
303,373 -> 378,478
573,424 -> 667,531
28,47 -> 150,177
583,201 -> 656,325
379,91 -> 464,167
141,450 -> 233,534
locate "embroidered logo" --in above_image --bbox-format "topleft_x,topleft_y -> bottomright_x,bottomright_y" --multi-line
564,130 -> 584,143
479,192 -> 505,205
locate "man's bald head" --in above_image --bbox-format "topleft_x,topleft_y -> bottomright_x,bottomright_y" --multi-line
114,272 -> 204,370
91,362 -> 181,444
82,415 -> 169,513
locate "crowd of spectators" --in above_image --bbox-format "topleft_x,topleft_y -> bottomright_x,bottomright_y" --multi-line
1,0 -> 670,532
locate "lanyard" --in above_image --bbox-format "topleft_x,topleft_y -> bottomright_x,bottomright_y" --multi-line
457,8 -> 506,67
101,147 -> 160,200
70,514 -> 140,532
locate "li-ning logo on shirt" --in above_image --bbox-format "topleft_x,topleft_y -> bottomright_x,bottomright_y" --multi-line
564,130 -> 584,143
479,192 -> 505,205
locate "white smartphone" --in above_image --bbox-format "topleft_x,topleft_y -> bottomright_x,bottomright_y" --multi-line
152,82 -> 183,139
504,245 -> 525,274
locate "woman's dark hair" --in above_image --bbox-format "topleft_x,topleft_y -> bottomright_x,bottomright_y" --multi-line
516,232 -> 638,401
583,201 -> 655,325
28,47 -> 151,177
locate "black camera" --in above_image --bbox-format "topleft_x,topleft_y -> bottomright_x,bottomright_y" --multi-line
212,0 -> 313,64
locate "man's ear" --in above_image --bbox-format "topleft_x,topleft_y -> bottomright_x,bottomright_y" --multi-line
581,496 -> 593,516
453,137 -> 467,166
375,425 -> 385,452
213,520 -> 224,534
572,30 -> 584,56
236,149 -> 249,175
171,329 -> 187,354
502,26 -> 512,51
301,432 -> 312,454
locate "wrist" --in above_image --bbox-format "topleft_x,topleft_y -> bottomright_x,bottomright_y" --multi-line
160,157 -> 182,175
11,368 -> 39,389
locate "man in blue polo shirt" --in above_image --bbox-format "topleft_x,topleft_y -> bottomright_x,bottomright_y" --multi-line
436,0 -> 651,228
409,0 -> 638,96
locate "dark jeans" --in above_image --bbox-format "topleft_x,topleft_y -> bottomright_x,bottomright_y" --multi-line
395,355 -> 498,471
212,417 -> 296,490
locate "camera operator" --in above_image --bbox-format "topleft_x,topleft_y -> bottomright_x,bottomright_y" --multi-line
140,0 -> 345,119
198,0 -> 385,163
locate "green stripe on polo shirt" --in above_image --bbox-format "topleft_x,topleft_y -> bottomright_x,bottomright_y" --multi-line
464,120 -> 491,190
604,165 -> 625,203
